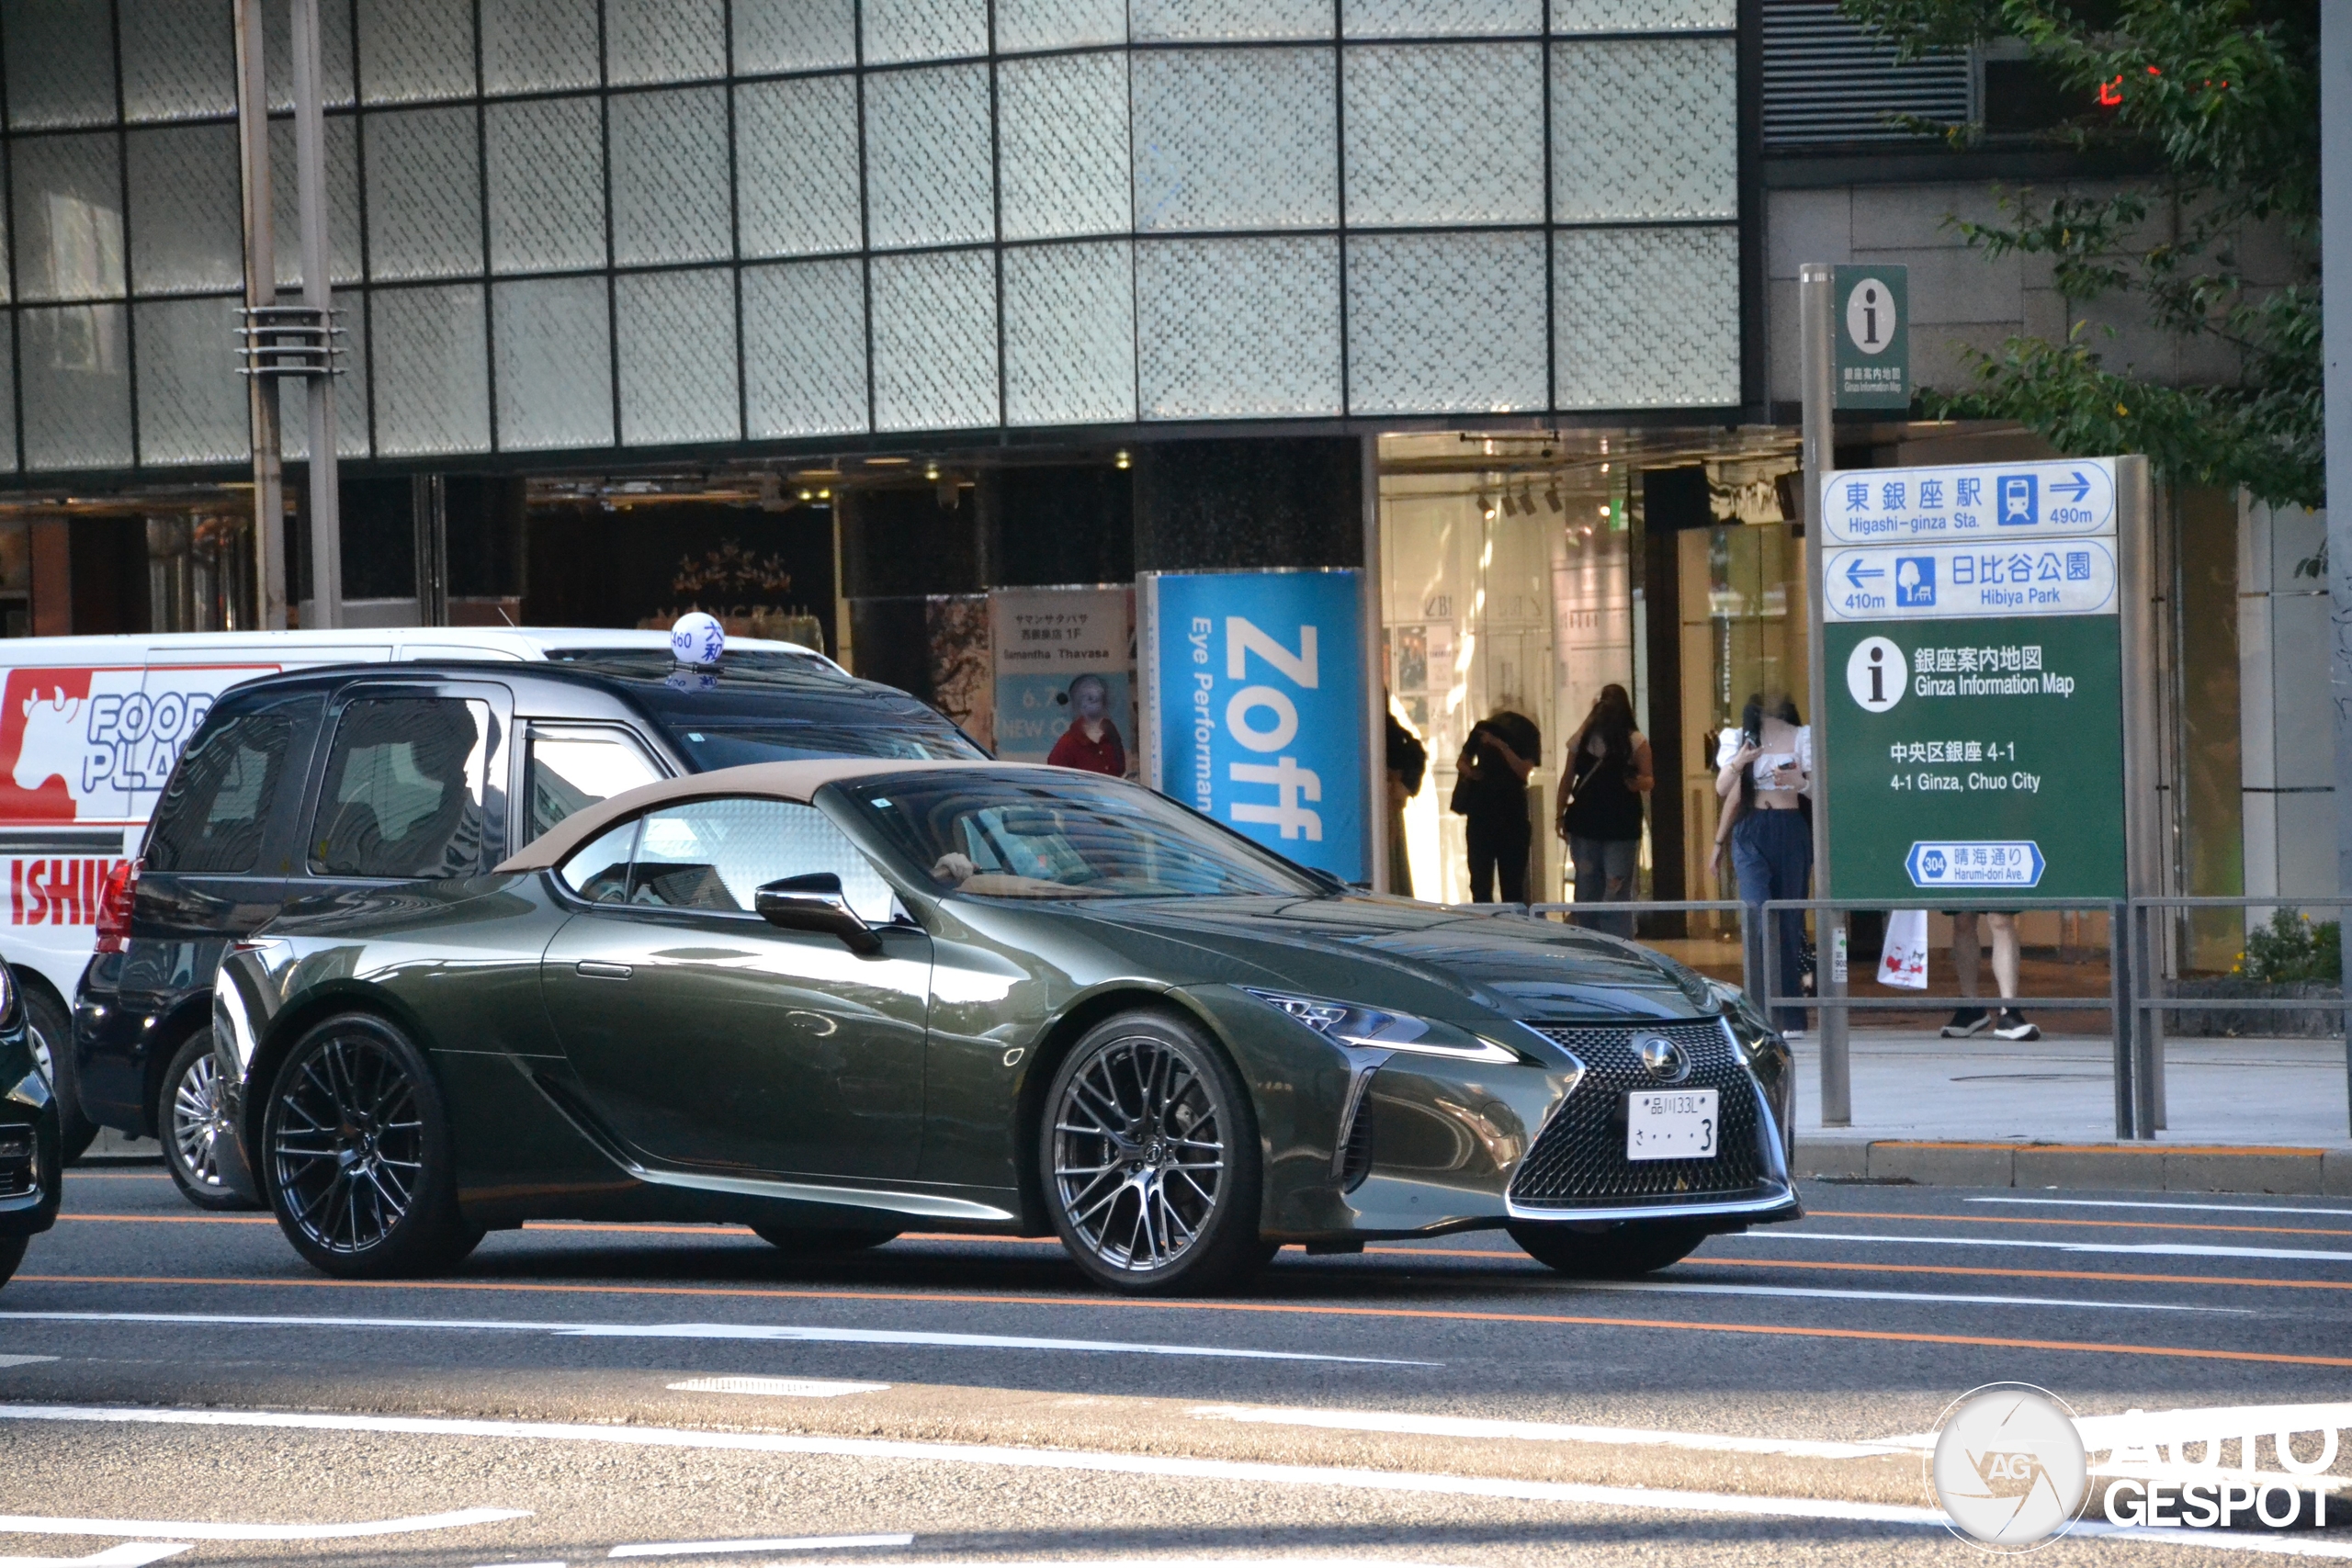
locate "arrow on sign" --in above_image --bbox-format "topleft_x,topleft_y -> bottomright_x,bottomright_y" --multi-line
1844,558 -> 1887,588
2051,470 -> 2093,503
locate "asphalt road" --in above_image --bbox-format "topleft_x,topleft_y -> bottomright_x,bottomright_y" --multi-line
2,1166 -> 2349,1566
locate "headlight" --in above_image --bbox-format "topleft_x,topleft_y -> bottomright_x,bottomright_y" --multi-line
0,962 -> 15,1023
1243,989 -> 1520,1065
1708,979 -> 1777,1055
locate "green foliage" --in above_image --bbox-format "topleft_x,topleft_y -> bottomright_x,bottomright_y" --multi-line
1836,0 -> 2323,511
2235,907 -> 2343,985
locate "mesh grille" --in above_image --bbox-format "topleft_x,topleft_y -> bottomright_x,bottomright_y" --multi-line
1510,1020 -> 1770,1207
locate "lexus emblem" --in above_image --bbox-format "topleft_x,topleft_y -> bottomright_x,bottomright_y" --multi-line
1636,1033 -> 1691,1083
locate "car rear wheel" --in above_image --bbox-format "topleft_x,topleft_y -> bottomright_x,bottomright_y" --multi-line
161,1032 -> 261,1212
262,1012 -> 481,1279
750,1224 -> 900,1253
22,986 -> 96,1164
1509,1220 -> 1710,1279
0,1233 -> 24,1290
1041,1010 -> 1261,1295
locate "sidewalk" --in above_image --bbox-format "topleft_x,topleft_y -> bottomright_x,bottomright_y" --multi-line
1790,1030 -> 2352,1194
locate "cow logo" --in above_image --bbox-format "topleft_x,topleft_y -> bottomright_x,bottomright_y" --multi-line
1929,1383 -> 2087,1550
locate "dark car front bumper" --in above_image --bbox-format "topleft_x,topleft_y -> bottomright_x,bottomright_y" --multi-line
1,1020 -> 63,1242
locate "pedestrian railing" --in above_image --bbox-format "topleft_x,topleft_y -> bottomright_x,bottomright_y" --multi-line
1430,892 -> 2352,1141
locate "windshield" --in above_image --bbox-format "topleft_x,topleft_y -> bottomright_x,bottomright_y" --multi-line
840,771 -> 1323,900
669,724 -> 985,767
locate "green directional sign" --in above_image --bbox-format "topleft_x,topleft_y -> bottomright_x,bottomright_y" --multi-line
1833,265 -> 1909,411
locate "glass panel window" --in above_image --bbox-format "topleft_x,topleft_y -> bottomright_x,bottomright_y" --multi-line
0,338 -> 17,472
609,87 -> 730,265
277,305 -> 371,459
310,698 -> 492,879
364,107 -> 483,279
263,0 -> 355,109
731,0 -> 854,72
493,275 -> 614,450
998,52 -> 1129,243
120,0 -> 238,120
356,0 -> 475,103
606,0 -> 726,85
616,268 -> 739,446
1346,231 -> 1546,416
481,0 -> 600,93
1136,236 -> 1340,420
1552,226 -> 1737,409
627,797 -> 897,924
735,76 -> 863,259
3,0 -> 118,127
1343,44 -> 1544,227
997,0 -> 1126,51
741,259 -> 867,439
12,134 -> 125,300
1131,48 -> 1337,231
128,124 -> 244,295
370,284 -> 492,455
1131,0 -> 1329,41
20,304 -> 131,469
526,728 -> 662,841
486,97 -> 607,273
556,819 -> 639,901
1551,38 -> 1736,221
863,64 -> 995,251
1343,0 -> 1542,35
135,297 -> 250,465
1003,241 -> 1134,426
144,712 -> 297,874
1553,0 -> 1732,29
270,115 -> 365,288
870,248 -> 997,433
862,0 -> 987,63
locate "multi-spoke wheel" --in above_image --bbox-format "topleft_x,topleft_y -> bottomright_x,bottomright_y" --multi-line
160,1032 -> 259,1212
1041,1010 -> 1261,1295
261,1012 -> 480,1278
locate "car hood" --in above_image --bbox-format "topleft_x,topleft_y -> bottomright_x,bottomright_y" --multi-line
1070,893 -> 1715,1023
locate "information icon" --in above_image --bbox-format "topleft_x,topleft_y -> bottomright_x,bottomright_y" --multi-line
1845,636 -> 1906,713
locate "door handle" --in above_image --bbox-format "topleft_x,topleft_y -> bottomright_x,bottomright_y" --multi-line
575,960 -> 633,980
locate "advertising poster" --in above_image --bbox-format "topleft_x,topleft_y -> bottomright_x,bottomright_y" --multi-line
1141,570 -> 1368,884
989,586 -> 1136,775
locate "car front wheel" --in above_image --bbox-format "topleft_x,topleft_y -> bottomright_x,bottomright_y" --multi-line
23,986 -> 96,1163
1509,1219 -> 1710,1278
1040,1010 -> 1261,1295
262,1012 -> 481,1279
161,1032 -> 261,1212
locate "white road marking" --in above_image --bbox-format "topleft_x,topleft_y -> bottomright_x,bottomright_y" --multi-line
1967,1197 -> 2352,1219
669,1378 -> 891,1399
1577,1279 -> 2246,1314
609,1533 -> 912,1558
0,1507 -> 526,1540
1188,1404 -> 1905,1460
1739,1231 -> 2352,1265
0,1355 -> 58,1368
0,1311 -> 1429,1367
0,1548 -> 189,1567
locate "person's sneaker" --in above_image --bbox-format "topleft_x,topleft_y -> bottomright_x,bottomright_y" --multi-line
1939,1008 -> 1991,1038
1992,1010 -> 2041,1042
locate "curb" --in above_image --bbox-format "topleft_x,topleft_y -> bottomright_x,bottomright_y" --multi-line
1794,1137 -> 2352,1196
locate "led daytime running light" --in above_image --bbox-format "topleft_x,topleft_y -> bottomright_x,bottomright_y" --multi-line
1243,989 -> 1519,1065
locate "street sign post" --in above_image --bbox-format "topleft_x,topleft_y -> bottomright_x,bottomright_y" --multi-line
1833,265 -> 1909,411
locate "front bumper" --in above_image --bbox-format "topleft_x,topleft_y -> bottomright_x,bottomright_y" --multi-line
1,1046 -> 62,1240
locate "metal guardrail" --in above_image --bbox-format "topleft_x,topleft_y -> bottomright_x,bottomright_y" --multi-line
1434,892 -> 2352,1141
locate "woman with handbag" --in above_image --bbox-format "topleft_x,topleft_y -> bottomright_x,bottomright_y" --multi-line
1555,684 -> 1652,935
1712,692 -> 1813,1033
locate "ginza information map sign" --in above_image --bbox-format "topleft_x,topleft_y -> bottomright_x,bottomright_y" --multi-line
1821,457 -> 2128,900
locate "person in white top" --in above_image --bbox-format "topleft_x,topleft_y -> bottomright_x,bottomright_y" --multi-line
1712,693 -> 1813,1032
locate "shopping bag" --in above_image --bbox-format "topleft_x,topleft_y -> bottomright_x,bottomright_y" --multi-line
1878,908 -> 1929,988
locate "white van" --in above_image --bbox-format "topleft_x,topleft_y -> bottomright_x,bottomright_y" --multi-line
0,626 -> 832,1153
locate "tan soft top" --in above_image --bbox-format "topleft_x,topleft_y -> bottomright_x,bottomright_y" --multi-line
495,757 -> 1060,873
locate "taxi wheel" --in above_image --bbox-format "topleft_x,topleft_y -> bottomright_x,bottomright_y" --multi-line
1509,1220 -> 1710,1279
751,1224 -> 900,1253
0,1234 -> 23,1290
1041,1010 -> 1262,1296
161,1031 -> 262,1212
262,1012 -> 481,1279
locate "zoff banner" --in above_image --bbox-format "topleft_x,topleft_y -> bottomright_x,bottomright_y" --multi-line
1141,570 -> 1367,884
989,586 -> 1136,773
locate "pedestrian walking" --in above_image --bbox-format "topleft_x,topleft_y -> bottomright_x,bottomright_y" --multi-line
1556,683 -> 1652,935
1713,693 -> 1812,1032
1453,709 -> 1540,904
1939,910 -> 2041,1040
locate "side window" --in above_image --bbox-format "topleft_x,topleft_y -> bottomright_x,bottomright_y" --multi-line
556,820 -> 639,903
525,728 -> 662,842
627,797 -> 896,923
311,698 -> 492,879
142,712 -> 297,874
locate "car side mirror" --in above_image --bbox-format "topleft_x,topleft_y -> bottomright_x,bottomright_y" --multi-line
754,873 -> 884,956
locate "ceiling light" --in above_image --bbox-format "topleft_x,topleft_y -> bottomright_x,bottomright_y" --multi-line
1545,485 -> 1562,513
923,460 -> 941,482
865,456 -> 909,467
798,489 -> 814,502
1114,449 -> 1131,469
1500,490 -> 1519,516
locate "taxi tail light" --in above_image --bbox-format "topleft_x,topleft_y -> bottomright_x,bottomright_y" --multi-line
94,859 -> 140,954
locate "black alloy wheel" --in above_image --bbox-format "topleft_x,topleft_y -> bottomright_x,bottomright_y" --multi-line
22,985 -> 96,1163
262,1012 -> 480,1278
1509,1219 -> 1711,1278
1041,1010 -> 1261,1295
750,1224 -> 901,1253
161,1031 -> 261,1212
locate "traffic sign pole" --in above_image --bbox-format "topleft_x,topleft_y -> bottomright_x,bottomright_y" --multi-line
1801,263 -> 1850,1125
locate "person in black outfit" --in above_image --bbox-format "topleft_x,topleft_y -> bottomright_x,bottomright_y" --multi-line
1384,706 -> 1427,897
1454,709 -> 1539,904
1556,683 -> 1653,936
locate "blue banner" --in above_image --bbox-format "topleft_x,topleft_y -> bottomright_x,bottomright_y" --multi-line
1145,570 -> 1367,883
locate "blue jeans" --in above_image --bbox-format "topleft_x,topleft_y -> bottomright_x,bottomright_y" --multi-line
1569,834 -> 1638,937
1732,808 -> 1812,1030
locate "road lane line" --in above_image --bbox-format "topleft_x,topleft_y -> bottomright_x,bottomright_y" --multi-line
6,1403 -> 2350,1557
1185,1404 -> 1906,1459
1812,1209 -> 2352,1239
669,1377 -> 890,1398
12,1276 -> 2349,1369
1571,1279 -> 2247,1314
1701,1257 -> 2352,1292
609,1534 -> 911,1558
0,1310 -> 1432,1366
0,1547 -> 190,1566
0,1507 -> 526,1540
1967,1197 -> 2352,1218
1740,1231 -> 2352,1265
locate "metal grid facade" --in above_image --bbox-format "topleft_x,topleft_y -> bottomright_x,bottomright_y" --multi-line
0,0 -> 1741,477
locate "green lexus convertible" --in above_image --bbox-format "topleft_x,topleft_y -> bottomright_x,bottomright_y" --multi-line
209,760 -> 1799,1293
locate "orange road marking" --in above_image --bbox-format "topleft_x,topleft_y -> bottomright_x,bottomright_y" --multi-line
1810,1209 -> 2352,1240
15,1271 -> 2351,1371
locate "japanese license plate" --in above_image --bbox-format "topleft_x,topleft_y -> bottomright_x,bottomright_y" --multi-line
1625,1089 -> 1718,1161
